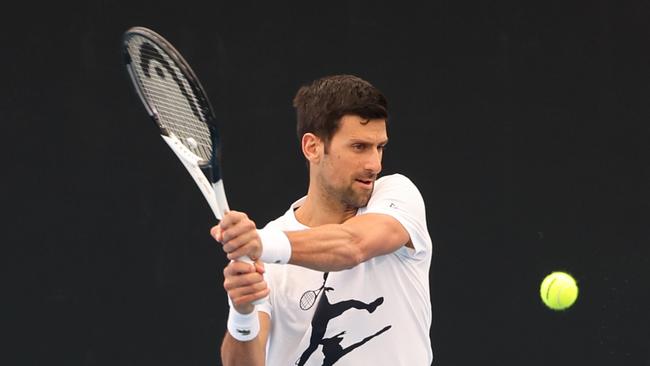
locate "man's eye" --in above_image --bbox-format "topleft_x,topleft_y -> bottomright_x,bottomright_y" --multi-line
352,144 -> 365,150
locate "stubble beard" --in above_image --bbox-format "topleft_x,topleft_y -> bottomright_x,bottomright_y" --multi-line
321,176 -> 373,210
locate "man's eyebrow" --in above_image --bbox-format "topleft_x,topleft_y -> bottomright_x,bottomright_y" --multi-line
349,138 -> 389,144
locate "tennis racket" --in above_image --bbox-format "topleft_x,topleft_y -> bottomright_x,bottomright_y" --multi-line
123,26 -> 264,304
299,285 -> 325,310
299,272 -> 329,310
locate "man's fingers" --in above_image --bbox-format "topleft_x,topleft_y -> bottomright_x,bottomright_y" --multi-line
223,261 -> 256,276
221,217 -> 256,243
219,210 -> 248,231
210,225 -> 223,242
254,261 -> 266,274
230,288 -> 271,307
223,271 -> 264,290
223,263 -> 264,289
221,230 -> 260,254
222,260 -> 269,310
225,277 -> 268,295
223,266 -> 269,307
226,244 -> 262,262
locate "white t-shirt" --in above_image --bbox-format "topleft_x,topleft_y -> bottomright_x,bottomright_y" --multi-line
257,174 -> 433,366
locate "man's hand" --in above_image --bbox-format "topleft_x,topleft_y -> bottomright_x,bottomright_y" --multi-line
223,260 -> 269,314
211,211 -> 263,261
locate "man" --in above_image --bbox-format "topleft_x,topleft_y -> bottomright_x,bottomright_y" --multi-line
212,75 -> 433,365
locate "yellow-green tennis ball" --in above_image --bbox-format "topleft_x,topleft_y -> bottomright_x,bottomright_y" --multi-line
540,272 -> 578,310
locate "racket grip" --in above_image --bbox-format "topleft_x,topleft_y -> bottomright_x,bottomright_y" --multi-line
236,256 -> 268,306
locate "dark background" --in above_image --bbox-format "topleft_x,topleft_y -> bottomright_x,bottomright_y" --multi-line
3,0 -> 649,365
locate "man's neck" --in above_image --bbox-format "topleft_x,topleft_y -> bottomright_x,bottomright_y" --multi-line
294,186 -> 357,227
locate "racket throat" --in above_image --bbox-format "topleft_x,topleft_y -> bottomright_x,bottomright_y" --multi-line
161,134 -> 228,219
199,163 -> 216,183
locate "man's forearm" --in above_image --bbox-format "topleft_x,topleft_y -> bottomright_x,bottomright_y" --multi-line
286,224 -> 364,272
284,214 -> 410,272
221,332 -> 266,366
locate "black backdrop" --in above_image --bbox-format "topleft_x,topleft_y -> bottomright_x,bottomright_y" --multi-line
3,1 -> 649,365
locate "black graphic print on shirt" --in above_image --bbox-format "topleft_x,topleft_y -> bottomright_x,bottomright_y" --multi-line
296,272 -> 392,365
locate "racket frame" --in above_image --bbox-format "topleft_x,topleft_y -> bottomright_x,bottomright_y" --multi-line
123,27 -> 228,220
123,27 -> 266,304
160,135 -> 229,220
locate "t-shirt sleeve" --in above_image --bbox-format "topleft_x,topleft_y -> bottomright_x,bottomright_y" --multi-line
361,174 -> 432,260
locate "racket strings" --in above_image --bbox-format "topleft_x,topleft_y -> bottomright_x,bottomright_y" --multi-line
300,291 -> 318,310
134,42 -> 212,150
126,35 -> 213,161
133,41 -> 209,129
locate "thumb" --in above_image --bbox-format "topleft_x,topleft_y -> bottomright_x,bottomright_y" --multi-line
210,225 -> 223,242
254,261 -> 266,274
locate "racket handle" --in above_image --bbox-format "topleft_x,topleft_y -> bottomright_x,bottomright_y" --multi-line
236,256 -> 268,306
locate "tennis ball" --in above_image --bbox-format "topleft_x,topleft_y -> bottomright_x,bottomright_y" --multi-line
540,271 -> 578,310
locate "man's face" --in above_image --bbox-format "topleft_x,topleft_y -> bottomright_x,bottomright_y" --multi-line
315,115 -> 388,209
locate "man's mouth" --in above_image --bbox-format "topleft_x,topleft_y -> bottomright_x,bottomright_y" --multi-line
355,178 -> 374,188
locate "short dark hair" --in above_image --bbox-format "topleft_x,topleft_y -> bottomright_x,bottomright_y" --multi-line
293,75 -> 388,147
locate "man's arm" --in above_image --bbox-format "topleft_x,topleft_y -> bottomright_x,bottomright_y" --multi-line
215,212 -> 410,272
286,213 -> 411,271
221,312 -> 270,366
219,260 -> 271,366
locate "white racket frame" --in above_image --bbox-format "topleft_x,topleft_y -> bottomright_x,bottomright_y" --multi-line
161,134 -> 266,305
161,134 -> 229,220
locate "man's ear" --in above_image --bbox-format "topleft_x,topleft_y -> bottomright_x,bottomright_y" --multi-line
301,133 -> 323,164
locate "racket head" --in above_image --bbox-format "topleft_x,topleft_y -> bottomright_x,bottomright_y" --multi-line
122,26 -> 224,184
299,291 -> 318,310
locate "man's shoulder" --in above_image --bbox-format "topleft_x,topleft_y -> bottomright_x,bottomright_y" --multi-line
264,197 -> 307,231
372,173 -> 422,199
375,173 -> 417,188
365,173 -> 427,218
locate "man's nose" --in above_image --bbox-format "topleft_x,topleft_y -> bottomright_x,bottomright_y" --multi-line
364,149 -> 382,174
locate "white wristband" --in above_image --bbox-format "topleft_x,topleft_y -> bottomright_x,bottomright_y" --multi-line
227,308 -> 260,342
257,227 -> 292,264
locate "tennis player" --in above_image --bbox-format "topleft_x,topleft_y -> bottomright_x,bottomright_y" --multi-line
212,75 -> 433,365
